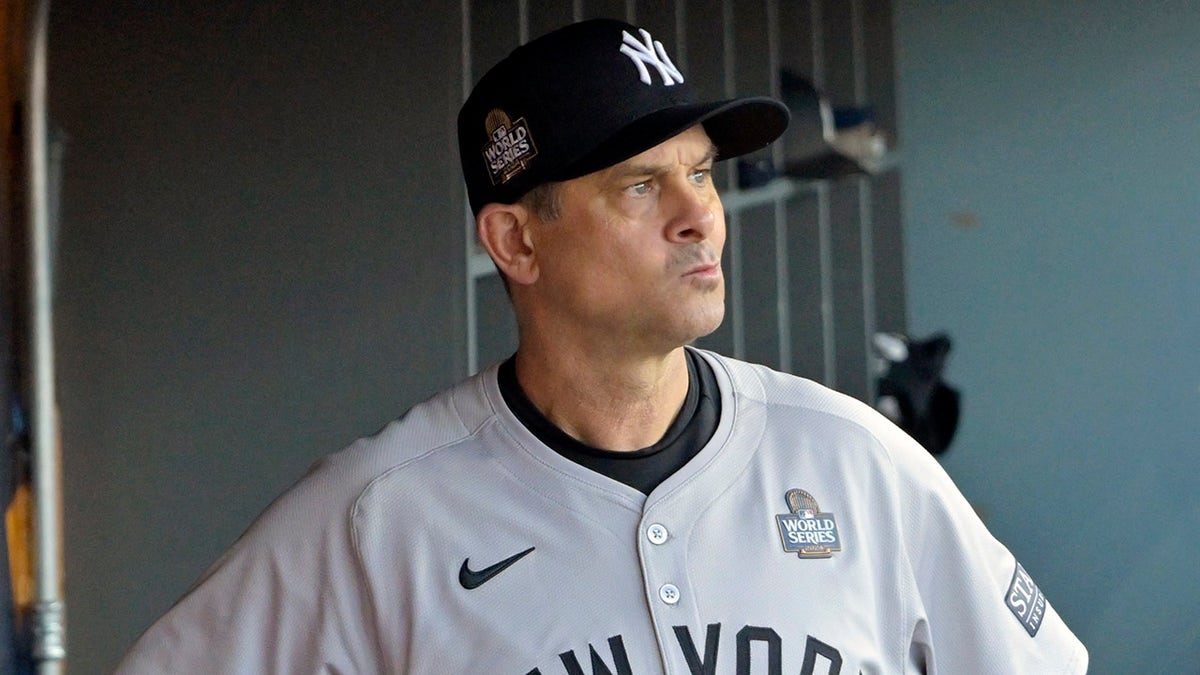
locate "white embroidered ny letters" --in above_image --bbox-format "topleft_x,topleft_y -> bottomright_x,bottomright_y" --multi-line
619,29 -> 684,86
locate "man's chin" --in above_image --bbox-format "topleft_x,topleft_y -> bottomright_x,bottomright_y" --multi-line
683,304 -> 726,345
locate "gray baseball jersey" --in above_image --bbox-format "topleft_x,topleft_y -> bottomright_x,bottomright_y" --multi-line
117,349 -> 1087,673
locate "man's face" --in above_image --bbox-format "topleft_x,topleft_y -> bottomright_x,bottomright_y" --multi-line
527,125 -> 727,355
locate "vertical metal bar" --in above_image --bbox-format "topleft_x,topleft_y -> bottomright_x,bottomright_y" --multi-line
463,0 -> 479,375
728,210 -> 745,360
26,0 -> 66,670
850,0 -> 866,102
809,0 -> 836,386
817,181 -> 835,388
809,0 -> 825,90
858,179 -> 875,394
720,0 -> 735,98
766,0 -> 782,169
518,0 -> 529,44
774,199 -> 791,373
720,0 -> 744,358
850,0 -> 876,396
765,0 -> 791,372
674,0 -> 686,70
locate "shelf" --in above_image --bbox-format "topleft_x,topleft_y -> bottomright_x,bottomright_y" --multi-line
720,177 -> 815,213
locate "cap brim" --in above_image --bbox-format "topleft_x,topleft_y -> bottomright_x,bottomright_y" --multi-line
552,97 -> 789,182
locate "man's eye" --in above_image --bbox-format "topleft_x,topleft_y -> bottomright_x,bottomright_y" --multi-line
690,169 -> 712,185
627,181 -> 652,196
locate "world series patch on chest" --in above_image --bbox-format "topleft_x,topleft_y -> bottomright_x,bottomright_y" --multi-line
775,489 -> 842,559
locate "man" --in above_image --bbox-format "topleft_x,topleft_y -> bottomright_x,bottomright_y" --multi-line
118,18 -> 1087,673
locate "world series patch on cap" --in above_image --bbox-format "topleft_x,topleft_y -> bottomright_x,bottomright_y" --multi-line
457,18 -> 790,215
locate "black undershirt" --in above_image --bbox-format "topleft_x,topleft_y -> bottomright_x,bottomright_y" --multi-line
497,350 -> 721,495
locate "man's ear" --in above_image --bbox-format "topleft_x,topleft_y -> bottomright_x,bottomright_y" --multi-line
476,202 -> 539,285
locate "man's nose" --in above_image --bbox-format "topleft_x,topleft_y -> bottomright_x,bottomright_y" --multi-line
665,180 -> 719,243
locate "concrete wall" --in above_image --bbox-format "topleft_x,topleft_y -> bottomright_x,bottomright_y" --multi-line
895,1 -> 1200,671
50,2 -> 465,671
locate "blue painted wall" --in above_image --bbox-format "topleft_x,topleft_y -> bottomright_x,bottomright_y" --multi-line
895,2 -> 1199,671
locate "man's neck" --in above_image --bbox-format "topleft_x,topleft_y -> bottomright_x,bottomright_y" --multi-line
512,345 -> 691,452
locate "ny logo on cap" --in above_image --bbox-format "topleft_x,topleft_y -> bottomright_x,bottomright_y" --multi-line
619,29 -> 684,86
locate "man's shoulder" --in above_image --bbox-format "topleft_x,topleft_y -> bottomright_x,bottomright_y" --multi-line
697,349 -> 919,454
697,349 -> 871,417
218,368 -> 503,552
316,367 -> 502,487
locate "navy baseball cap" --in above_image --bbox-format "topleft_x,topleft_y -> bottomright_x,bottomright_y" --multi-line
458,18 -> 790,215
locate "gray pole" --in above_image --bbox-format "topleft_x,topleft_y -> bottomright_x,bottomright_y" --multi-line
24,0 -> 66,671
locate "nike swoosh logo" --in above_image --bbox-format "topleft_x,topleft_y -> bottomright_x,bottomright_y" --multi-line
459,547 -> 535,590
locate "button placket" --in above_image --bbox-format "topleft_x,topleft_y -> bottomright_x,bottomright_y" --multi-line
641,517 -> 686,608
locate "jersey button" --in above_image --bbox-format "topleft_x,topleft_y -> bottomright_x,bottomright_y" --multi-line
647,523 -> 669,545
658,583 -> 680,605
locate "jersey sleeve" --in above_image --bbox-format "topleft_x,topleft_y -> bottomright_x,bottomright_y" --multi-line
114,454 -> 385,674
886,428 -> 1089,674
